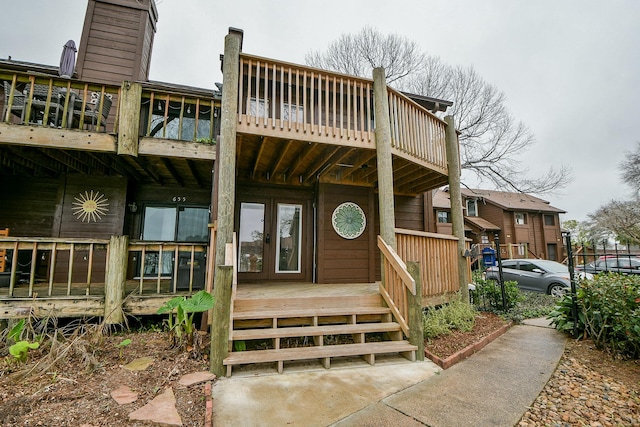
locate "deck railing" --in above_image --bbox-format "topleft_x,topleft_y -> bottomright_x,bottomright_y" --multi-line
387,89 -> 447,171
238,53 -> 448,171
0,237 -> 109,297
127,241 -> 208,295
0,237 -> 207,300
238,54 -> 375,148
140,85 -> 219,143
395,228 -> 467,303
1,72 -> 120,133
377,235 -> 416,335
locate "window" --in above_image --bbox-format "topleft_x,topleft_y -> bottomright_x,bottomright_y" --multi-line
544,214 -> 556,226
547,244 -> 557,261
515,212 -> 527,225
518,261 -> 538,272
466,199 -> 478,216
282,103 -> 304,123
437,211 -> 451,223
142,205 -> 209,242
481,234 -> 489,244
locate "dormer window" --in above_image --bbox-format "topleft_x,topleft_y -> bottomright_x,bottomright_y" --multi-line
466,199 -> 478,217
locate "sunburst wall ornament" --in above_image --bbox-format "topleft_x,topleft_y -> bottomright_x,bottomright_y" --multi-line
72,190 -> 109,223
332,202 -> 366,239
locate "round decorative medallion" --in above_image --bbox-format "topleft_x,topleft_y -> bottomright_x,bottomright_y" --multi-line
332,202 -> 366,239
72,190 -> 109,223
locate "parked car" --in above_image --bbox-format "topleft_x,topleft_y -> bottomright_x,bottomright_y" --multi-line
485,259 -> 590,297
576,257 -> 640,276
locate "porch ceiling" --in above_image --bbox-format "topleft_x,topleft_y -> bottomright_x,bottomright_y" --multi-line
236,134 -> 448,195
0,144 -> 214,188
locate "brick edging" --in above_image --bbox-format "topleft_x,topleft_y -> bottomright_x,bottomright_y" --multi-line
204,382 -> 213,426
424,322 -> 512,369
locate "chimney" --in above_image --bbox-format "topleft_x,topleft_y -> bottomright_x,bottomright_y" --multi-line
75,0 -> 159,84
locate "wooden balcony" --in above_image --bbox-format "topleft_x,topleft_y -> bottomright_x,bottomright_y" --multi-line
0,69 -> 218,187
234,54 -> 449,194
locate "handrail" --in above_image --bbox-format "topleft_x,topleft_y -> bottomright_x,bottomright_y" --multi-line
377,235 -> 415,336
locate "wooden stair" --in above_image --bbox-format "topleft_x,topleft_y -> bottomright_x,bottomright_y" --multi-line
224,283 -> 417,376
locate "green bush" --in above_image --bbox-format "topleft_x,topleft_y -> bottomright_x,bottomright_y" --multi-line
472,278 -> 523,312
548,273 -> 640,358
423,296 -> 477,340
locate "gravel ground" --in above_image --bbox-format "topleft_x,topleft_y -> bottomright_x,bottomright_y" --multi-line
518,349 -> 640,426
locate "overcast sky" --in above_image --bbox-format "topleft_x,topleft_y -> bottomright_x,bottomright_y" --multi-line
2,0 -> 639,222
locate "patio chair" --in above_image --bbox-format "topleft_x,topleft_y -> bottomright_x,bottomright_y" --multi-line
77,92 -> 112,131
2,81 -> 25,122
24,83 -> 63,126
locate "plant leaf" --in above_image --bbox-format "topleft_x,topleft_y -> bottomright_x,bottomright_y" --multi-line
157,296 -> 185,314
180,290 -> 215,313
8,319 -> 26,341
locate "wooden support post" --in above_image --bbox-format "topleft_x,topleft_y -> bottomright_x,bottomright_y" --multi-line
407,261 -> 424,361
210,265 -> 233,377
117,81 -> 142,156
104,235 -> 129,325
444,115 -> 469,302
373,68 -> 396,250
211,29 -> 242,377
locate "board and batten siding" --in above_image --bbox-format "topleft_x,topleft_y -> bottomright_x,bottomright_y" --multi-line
317,184 -> 375,284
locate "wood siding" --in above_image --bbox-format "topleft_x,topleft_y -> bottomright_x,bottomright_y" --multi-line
58,175 -> 127,239
394,194 -> 425,231
318,184 -> 375,284
76,0 -> 157,85
0,176 -> 59,237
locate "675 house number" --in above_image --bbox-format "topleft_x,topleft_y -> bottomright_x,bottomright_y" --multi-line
172,196 -> 187,202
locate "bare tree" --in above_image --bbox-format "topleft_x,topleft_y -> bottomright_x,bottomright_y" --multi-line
621,141 -> 640,197
587,200 -> 640,245
306,28 -> 572,194
306,26 -> 427,85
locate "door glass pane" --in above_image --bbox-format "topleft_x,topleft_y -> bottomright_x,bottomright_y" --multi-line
178,207 -> 209,242
238,203 -> 265,273
276,204 -> 302,273
143,207 -> 176,241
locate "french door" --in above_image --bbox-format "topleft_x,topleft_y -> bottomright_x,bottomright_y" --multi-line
237,197 -> 308,282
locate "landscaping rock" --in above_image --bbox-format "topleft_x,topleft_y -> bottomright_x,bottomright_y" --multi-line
128,387 -> 182,426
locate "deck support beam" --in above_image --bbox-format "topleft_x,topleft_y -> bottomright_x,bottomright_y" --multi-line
444,115 -> 470,301
117,81 -> 142,156
104,235 -> 129,325
373,67 -> 396,250
407,261 -> 424,360
211,28 -> 242,377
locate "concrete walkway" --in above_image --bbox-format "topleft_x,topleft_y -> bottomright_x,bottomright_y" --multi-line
211,319 -> 566,427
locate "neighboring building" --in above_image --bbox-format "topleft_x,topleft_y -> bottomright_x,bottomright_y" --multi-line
431,188 -> 566,261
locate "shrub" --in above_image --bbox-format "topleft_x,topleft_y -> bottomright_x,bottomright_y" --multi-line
423,296 -> 477,340
472,278 -> 523,312
548,273 -> 640,358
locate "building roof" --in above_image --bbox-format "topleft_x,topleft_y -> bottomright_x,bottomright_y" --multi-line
402,92 -> 453,113
465,216 -> 501,231
460,188 -> 566,214
432,189 -> 451,209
